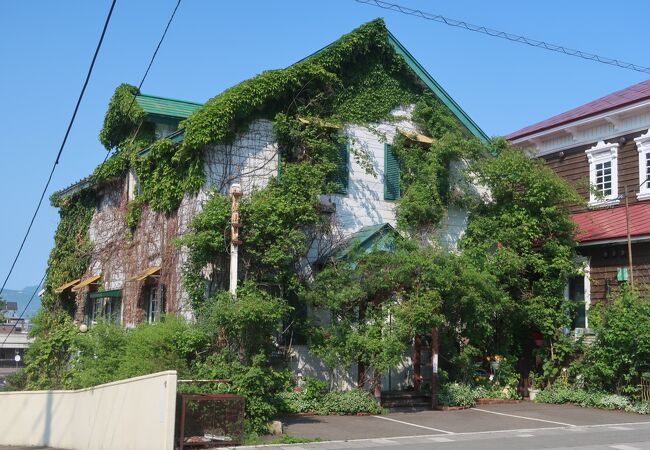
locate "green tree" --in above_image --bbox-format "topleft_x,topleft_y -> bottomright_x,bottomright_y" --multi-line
461,142 -> 582,380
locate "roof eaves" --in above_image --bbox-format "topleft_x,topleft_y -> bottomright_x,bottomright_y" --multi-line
334,222 -> 396,260
291,26 -> 490,145
56,176 -> 96,199
386,31 -> 490,144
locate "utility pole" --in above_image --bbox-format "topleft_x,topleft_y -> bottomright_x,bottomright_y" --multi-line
624,184 -> 635,286
229,183 -> 242,296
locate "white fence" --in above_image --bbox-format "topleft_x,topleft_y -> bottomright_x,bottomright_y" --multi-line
0,370 -> 177,450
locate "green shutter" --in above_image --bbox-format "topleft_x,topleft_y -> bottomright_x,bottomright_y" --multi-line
329,143 -> 349,194
384,143 -> 400,200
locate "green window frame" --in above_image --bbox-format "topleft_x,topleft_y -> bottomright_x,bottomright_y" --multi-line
328,143 -> 349,195
85,290 -> 122,326
384,143 -> 400,200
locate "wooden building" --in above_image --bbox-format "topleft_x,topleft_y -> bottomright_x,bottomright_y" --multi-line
508,80 -> 650,334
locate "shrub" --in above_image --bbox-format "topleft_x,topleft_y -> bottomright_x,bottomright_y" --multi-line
438,383 -> 481,407
595,394 -> 631,410
316,390 -> 382,415
189,352 -> 292,435
535,383 -> 631,411
628,402 -> 650,414
275,383 -> 381,415
580,288 -> 650,396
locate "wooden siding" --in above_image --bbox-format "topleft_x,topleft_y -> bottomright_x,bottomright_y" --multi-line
542,129 -> 649,212
579,242 -> 650,304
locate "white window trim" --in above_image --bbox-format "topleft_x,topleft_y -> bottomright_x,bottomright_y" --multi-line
635,129 -> 650,200
586,140 -> 619,207
564,258 -> 591,334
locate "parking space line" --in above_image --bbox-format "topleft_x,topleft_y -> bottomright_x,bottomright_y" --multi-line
471,407 -> 577,427
610,445 -> 641,450
372,415 -> 454,434
429,437 -> 454,442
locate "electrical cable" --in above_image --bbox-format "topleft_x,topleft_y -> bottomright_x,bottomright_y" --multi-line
354,0 -> 650,74
94,0 -> 183,176
0,274 -> 46,351
0,0 -> 117,298
0,0 -> 182,344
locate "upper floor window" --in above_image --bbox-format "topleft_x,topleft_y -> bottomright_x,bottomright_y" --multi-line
635,130 -> 650,200
586,140 -> 619,206
327,143 -> 349,195
384,143 -> 400,200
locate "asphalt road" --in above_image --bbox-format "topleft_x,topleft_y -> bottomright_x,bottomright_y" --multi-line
237,403 -> 650,449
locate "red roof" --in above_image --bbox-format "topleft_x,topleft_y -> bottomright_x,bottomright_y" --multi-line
572,203 -> 650,242
508,79 -> 650,140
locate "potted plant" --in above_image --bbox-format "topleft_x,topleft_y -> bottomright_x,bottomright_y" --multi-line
528,372 -> 541,400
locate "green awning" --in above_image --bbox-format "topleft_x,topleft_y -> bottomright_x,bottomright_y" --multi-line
330,223 -> 398,261
89,289 -> 122,299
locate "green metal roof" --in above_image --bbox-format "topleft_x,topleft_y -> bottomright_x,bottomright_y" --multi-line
386,31 -> 490,144
333,223 -> 398,261
135,94 -> 202,119
295,26 -> 490,144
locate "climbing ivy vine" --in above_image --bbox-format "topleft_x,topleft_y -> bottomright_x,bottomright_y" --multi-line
44,189 -> 97,314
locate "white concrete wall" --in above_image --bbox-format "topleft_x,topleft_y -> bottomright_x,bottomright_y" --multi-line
0,371 -> 177,450
289,345 -> 358,391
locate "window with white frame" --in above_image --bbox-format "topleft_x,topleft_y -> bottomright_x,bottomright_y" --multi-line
146,284 -> 165,323
635,130 -> 650,200
586,140 -> 619,206
564,258 -> 590,333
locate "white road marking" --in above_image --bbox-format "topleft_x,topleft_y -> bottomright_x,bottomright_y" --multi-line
586,421 -> 650,429
517,433 -> 534,437
371,438 -> 398,445
471,407 -> 577,427
610,445 -> 641,450
610,426 -> 634,431
429,437 -> 454,442
372,415 -> 454,434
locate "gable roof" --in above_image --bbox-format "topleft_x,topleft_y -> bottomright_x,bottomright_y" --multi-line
297,27 -> 489,144
331,223 -> 398,261
135,94 -> 202,120
386,31 -> 489,144
508,79 -> 650,140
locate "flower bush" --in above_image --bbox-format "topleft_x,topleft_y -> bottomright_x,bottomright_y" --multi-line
275,378 -> 381,415
534,383 -> 650,414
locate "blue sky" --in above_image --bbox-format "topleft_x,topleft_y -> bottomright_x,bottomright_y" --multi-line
1,0 -> 648,290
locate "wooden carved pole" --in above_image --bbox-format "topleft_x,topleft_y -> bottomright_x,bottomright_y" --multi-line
430,327 -> 439,409
229,183 -> 242,296
414,334 -> 422,391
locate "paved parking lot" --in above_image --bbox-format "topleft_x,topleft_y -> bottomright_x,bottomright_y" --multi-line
237,403 -> 650,449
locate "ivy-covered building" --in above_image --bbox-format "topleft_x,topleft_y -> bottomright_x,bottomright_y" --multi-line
47,20 -> 488,390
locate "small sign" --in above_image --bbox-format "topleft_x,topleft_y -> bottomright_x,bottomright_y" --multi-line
14,354 -> 21,363
432,354 -> 438,374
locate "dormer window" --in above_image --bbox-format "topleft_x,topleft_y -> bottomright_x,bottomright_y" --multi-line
635,130 -> 650,200
586,140 -> 619,206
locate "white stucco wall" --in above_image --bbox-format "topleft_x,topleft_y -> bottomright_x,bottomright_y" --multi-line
0,371 -> 177,450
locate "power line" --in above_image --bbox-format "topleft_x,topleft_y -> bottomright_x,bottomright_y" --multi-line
0,0 -> 185,344
95,0 -> 183,177
0,0 -> 118,298
0,275 -> 45,351
355,0 -> 650,75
